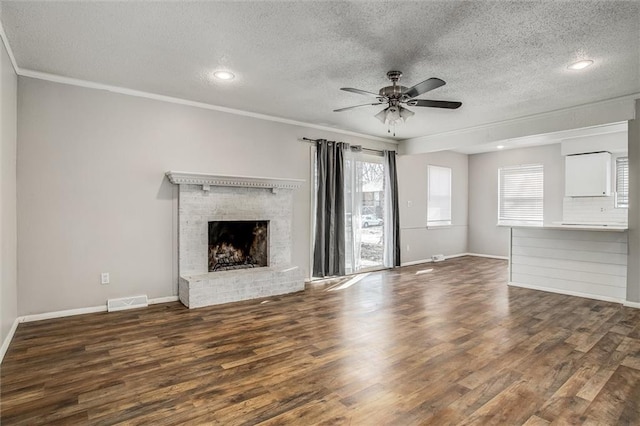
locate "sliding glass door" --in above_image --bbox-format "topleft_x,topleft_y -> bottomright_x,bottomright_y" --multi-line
343,154 -> 385,274
355,157 -> 385,271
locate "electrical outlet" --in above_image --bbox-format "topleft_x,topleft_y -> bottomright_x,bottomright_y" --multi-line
101,272 -> 110,285
406,245 -> 410,252
407,200 -> 413,207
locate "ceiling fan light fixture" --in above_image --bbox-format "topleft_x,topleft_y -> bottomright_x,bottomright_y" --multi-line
374,107 -> 388,123
375,105 -> 414,127
399,106 -> 414,122
386,106 -> 401,124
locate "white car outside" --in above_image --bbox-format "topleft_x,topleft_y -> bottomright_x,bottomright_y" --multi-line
361,214 -> 383,228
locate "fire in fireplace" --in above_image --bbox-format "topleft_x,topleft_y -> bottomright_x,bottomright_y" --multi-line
208,221 -> 269,272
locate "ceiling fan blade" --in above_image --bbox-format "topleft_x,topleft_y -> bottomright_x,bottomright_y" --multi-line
334,103 -> 383,112
403,78 -> 446,99
340,87 -> 384,98
407,99 -> 462,109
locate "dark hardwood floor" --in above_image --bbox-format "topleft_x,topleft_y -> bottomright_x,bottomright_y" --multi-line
1,256 -> 639,425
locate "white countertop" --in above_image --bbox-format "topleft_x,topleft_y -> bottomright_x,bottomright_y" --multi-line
510,222 -> 628,232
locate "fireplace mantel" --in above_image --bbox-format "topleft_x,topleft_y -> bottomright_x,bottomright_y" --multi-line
166,171 -> 304,192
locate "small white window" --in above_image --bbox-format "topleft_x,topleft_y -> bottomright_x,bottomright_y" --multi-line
616,157 -> 628,208
498,164 -> 543,226
427,165 -> 452,227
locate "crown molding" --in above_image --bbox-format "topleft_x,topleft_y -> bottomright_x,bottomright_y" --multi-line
0,9 -> 19,74
18,68 -> 397,144
401,92 -> 640,154
8,49 -> 636,150
405,92 -> 640,144
166,171 -> 305,193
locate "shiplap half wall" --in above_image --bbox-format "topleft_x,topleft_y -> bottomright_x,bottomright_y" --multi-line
509,228 -> 628,302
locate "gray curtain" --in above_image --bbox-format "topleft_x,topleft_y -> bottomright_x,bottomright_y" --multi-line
313,140 -> 347,277
383,150 -> 401,267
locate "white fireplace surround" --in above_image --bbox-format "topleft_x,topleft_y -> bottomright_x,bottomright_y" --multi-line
166,171 -> 305,308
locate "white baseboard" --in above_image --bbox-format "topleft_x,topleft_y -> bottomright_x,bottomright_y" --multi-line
21,305 -> 107,323
401,259 -> 433,267
465,252 -> 509,260
401,253 -> 471,267
508,281 -> 625,304
149,296 -> 179,304
21,295 -> 179,323
623,300 -> 640,309
0,317 -> 20,364
443,253 -> 464,259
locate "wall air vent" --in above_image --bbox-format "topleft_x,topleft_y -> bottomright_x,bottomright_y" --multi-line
107,295 -> 148,312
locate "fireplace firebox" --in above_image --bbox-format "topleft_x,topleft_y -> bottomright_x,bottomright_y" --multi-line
208,221 -> 269,272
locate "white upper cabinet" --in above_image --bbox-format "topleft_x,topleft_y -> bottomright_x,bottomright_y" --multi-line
565,152 -> 611,197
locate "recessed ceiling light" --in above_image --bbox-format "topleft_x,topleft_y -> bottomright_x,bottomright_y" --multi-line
213,70 -> 235,81
567,60 -> 594,70
497,145 -> 505,149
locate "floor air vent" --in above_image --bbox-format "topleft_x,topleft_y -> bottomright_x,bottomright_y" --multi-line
107,295 -> 148,312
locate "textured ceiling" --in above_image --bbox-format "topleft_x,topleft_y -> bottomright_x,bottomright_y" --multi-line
1,1 -> 639,141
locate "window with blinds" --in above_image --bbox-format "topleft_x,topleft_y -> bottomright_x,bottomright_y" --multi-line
498,164 -> 543,225
427,165 -> 452,227
616,157 -> 628,208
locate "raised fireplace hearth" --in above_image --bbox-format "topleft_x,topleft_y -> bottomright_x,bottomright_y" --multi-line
166,172 -> 305,308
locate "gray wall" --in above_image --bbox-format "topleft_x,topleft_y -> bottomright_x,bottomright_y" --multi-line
397,150 -> 468,263
17,77 -> 395,315
467,144 -> 564,257
1,39 -> 17,350
628,100 -> 640,303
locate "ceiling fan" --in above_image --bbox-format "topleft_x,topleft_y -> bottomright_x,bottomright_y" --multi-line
334,70 -> 462,135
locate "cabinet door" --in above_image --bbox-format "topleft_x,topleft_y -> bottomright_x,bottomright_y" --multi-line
565,152 -> 611,197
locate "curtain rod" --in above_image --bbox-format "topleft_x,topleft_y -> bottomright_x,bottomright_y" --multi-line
301,137 -> 393,155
